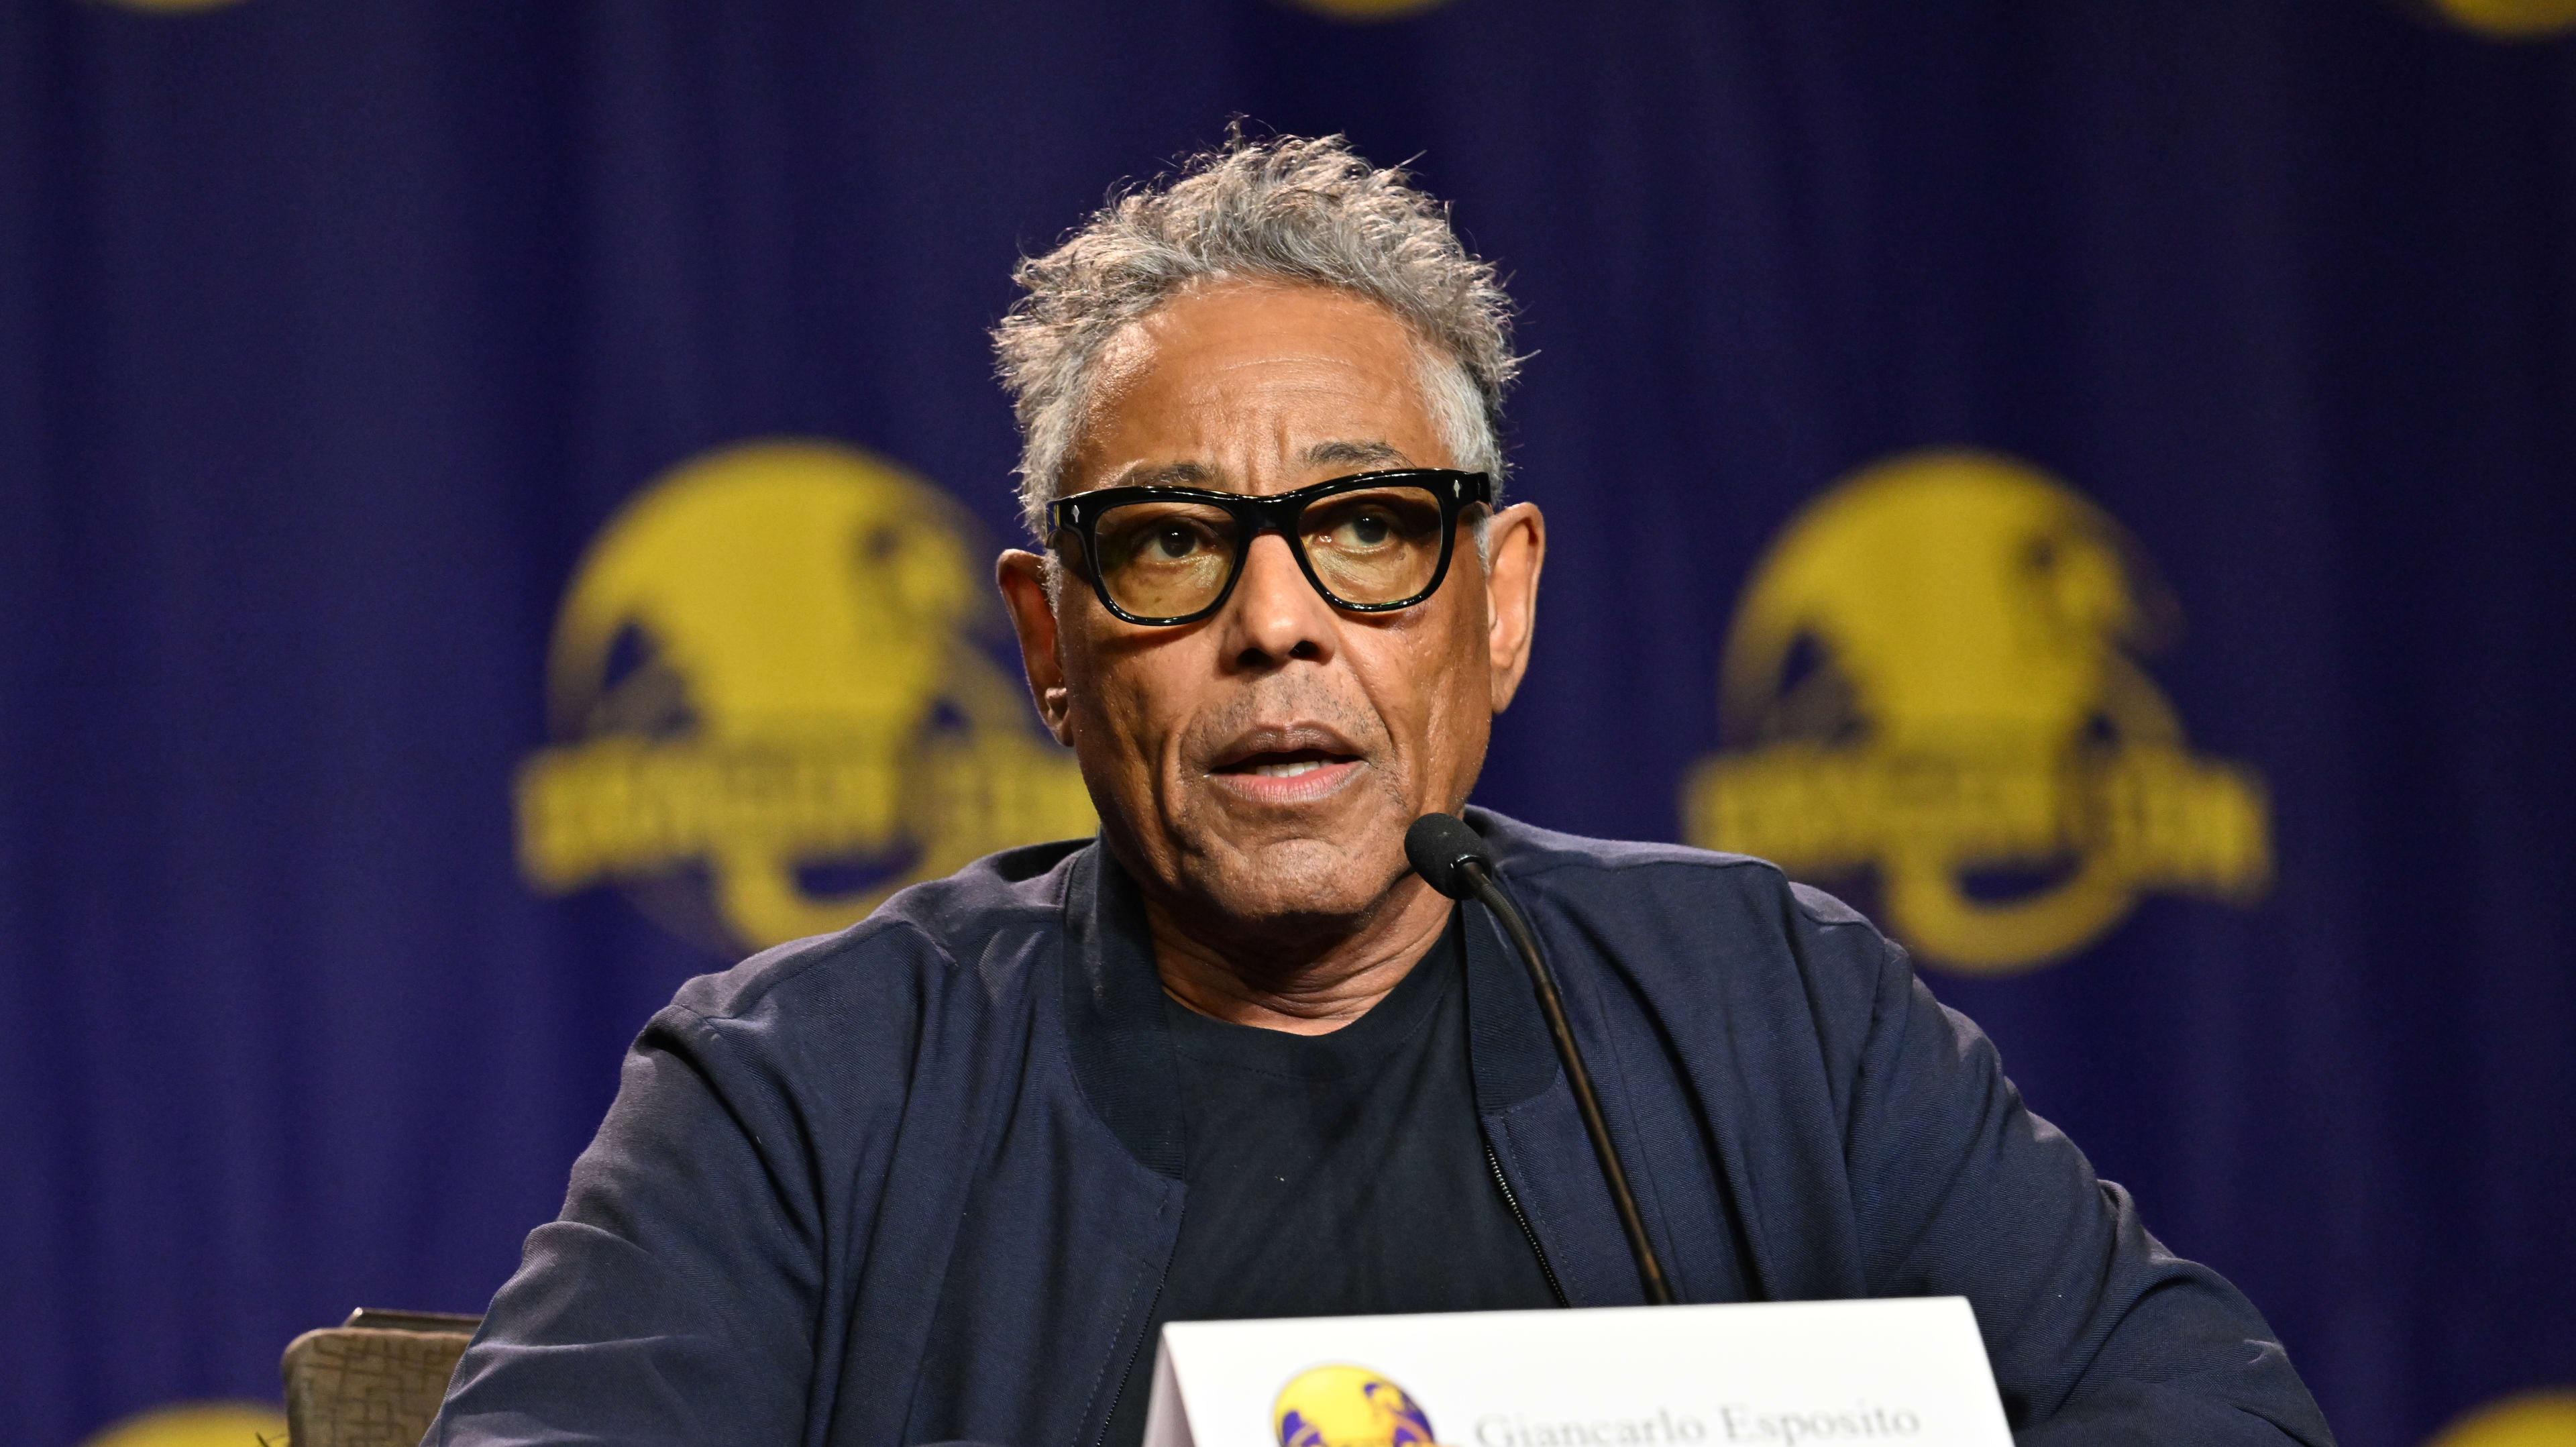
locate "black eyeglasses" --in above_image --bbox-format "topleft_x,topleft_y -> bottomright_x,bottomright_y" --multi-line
1046,468 -> 1493,627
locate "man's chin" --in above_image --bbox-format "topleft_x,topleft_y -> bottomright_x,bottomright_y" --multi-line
1174,833 -> 1409,932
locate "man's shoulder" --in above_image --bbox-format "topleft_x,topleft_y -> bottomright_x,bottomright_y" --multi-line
667,837 -> 1092,1026
1468,808 -> 1873,936
1467,810 -> 1902,1085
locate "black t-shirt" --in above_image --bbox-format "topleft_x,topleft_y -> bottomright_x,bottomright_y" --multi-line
1101,912 -> 1563,1447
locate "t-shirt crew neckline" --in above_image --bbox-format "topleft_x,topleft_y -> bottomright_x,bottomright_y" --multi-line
1158,907 -> 1460,1081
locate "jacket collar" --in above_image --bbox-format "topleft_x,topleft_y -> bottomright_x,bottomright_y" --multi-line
1055,818 -> 1561,1181
1059,844 -> 1188,1179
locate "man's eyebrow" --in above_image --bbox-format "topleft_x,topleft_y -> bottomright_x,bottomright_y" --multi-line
1305,439 -> 1409,468
1106,460 -> 1218,489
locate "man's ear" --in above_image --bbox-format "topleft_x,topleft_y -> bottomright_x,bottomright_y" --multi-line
1481,502 -> 1546,713
997,549 -> 1077,745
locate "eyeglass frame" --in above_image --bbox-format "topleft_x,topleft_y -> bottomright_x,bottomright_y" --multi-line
1044,468 -> 1496,627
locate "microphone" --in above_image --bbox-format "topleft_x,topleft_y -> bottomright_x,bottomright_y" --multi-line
1405,813 -> 1676,1307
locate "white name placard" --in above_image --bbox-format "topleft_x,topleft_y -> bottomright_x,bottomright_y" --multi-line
1141,1298 -> 2010,1447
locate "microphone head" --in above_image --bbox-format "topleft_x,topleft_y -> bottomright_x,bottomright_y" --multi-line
1405,813 -> 1491,900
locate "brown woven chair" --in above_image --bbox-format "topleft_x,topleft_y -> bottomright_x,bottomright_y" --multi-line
280,1309 -> 482,1447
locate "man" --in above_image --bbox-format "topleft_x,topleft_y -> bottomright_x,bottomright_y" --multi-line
432,135 -> 2333,1447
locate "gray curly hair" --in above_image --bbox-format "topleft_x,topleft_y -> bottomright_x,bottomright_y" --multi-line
993,132 -> 1521,541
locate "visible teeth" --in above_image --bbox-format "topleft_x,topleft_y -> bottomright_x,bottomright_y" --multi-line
1251,759 -> 1328,778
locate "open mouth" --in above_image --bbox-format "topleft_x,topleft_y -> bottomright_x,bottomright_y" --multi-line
1203,723 -> 1369,803
1216,747 -> 1359,779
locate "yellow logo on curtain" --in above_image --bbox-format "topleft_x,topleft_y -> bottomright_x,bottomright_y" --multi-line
2422,0 -> 2576,39
1680,451 -> 2270,975
2425,1392 -> 2576,1446
515,439 -> 1094,954
1287,0 -> 1452,19
76,1403 -> 287,1447
95,0 -> 251,12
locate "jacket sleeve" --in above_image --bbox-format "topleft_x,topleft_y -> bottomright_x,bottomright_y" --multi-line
1807,893 -> 2336,1447
428,1003 -> 824,1447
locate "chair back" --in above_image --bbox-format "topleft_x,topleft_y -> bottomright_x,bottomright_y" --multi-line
280,1309 -> 482,1447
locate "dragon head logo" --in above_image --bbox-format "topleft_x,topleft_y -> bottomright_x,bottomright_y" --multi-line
515,439 -> 1094,953
1683,450 -> 2269,973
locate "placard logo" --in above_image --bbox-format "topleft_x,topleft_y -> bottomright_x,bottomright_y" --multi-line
515,440 -> 1095,953
1277,1365 -> 1442,1447
1680,451 -> 2270,974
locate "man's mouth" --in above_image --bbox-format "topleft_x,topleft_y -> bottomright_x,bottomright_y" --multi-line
1221,749 -> 1354,779
1206,737 -> 1366,802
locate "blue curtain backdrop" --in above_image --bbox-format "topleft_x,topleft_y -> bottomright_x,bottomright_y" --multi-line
3,1 -> 2571,1444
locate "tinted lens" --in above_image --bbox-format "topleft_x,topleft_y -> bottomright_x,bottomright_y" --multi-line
1299,485 -> 1447,605
1091,498 -> 1243,619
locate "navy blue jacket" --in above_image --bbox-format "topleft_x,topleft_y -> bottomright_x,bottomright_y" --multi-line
431,812 -> 2332,1447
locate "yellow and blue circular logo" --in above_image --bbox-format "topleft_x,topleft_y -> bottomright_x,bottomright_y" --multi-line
1680,450 -> 2271,974
1275,1364 -> 1442,1447
515,439 -> 1095,953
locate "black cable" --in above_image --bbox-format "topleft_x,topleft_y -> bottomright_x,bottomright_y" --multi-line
1458,859 -> 1676,1306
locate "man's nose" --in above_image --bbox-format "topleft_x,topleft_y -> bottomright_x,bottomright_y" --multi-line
1221,532 -> 1335,666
